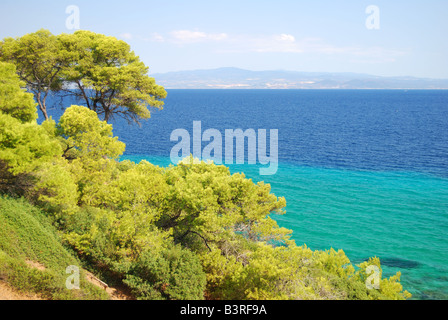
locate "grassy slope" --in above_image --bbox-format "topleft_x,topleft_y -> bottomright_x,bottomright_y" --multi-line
0,195 -> 109,300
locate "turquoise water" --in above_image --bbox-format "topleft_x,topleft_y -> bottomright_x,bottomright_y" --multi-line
122,155 -> 448,300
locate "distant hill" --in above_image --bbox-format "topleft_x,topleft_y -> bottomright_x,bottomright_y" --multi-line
152,67 -> 448,89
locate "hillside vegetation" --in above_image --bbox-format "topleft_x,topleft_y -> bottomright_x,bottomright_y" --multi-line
0,31 -> 412,300
0,196 -> 109,299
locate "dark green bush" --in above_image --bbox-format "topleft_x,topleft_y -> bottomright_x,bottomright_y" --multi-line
123,244 -> 206,300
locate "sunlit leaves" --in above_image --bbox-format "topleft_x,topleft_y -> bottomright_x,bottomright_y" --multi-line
58,30 -> 167,124
0,112 -> 61,175
0,62 -> 37,123
0,29 -> 67,120
57,105 -> 125,160
1,29 -> 166,124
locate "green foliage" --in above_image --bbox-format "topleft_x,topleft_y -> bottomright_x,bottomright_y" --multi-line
202,244 -> 320,300
58,30 -> 167,124
122,244 -> 206,300
31,158 -> 79,216
1,29 -> 166,124
0,196 -> 108,300
90,161 -> 170,258
57,105 -> 125,161
0,62 -> 37,123
0,110 -> 64,204
55,105 -> 125,206
0,29 -> 67,120
202,242 -> 411,300
158,156 -> 291,252
353,257 -> 412,300
0,112 -> 61,175
0,196 -> 71,266
0,61 -> 49,180
63,206 -> 119,261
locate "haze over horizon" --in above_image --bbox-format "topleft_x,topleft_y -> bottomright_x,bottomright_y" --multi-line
154,66 -> 448,80
1,0 -> 447,79
151,67 -> 448,89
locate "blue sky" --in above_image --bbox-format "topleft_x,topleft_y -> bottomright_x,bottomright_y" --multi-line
1,0 -> 447,78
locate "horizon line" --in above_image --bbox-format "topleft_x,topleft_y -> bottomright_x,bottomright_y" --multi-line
152,67 -> 448,81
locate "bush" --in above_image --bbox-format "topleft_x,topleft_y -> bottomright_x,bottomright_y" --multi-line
123,244 -> 206,300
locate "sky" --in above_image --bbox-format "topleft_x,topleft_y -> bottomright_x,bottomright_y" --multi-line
1,0 -> 447,78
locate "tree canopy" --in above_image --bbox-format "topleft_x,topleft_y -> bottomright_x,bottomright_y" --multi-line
0,30 -> 65,120
0,62 -> 37,123
0,29 -> 167,124
58,30 -> 167,124
0,61 -> 60,177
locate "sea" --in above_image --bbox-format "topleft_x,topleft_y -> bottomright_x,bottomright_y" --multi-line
44,89 -> 448,300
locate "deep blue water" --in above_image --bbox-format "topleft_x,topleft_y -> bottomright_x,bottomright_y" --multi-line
43,89 -> 448,299
114,89 -> 448,177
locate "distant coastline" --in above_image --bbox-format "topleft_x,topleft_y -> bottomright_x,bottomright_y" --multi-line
153,67 -> 448,90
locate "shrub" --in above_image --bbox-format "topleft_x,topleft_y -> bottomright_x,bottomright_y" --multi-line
123,244 -> 206,300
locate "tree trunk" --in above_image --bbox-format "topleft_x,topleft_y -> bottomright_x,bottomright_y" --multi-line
39,102 -> 48,121
36,93 -> 49,120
